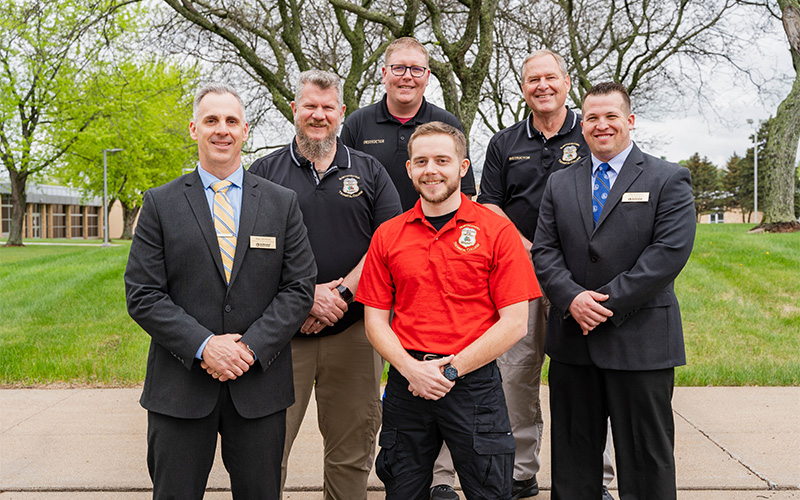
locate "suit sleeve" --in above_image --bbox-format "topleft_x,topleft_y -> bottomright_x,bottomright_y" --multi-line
597,166 -> 696,326
532,175 -> 587,317
125,190 -> 213,370
240,191 -> 317,370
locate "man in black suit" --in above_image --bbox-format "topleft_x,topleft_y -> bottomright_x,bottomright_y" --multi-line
125,83 -> 316,499
532,82 -> 696,499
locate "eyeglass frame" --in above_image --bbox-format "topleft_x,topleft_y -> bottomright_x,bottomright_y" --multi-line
388,64 -> 428,78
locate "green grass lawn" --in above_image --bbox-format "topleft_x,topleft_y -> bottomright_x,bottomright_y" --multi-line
1,224 -> 798,387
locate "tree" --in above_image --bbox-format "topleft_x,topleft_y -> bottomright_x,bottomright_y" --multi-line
55,59 -> 199,239
0,0 -> 136,246
158,0 -> 499,139
682,153 -> 723,221
757,0 -> 800,231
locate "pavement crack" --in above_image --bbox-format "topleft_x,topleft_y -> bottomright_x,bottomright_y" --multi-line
1,390 -> 81,434
674,408 -> 778,490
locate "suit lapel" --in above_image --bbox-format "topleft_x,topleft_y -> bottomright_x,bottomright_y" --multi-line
184,171 -> 227,283
595,144 -> 644,229
575,158 -> 595,237
228,171 -> 261,287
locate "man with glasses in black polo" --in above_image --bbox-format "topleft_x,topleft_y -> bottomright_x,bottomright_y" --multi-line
342,36 -> 476,212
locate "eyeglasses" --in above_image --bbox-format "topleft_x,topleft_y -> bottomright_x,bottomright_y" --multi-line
389,64 -> 427,78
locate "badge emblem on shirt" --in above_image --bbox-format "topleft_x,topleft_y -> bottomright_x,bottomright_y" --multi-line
457,227 -> 477,249
561,144 -> 578,163
339,175 -> 363,198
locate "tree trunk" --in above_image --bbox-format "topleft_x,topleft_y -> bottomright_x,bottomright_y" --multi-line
4,169 -> 28,247
120,201 -> 140,240
758,0 -> 800,232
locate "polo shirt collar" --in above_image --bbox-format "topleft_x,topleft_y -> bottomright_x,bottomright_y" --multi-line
405,193 -> 478,224
377,94 -> 429,124
525,107 -> 579,140
289,136 -> 351,171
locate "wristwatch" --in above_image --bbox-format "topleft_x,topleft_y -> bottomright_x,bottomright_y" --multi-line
336,284 -> 354,304
442,363 -> 459,381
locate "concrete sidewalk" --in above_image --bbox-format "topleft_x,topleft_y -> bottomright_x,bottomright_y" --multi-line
1,386 -> 798,499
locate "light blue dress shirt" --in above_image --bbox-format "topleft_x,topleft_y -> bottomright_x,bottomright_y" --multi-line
590,141 -> 634,193
195,164 -> 244,360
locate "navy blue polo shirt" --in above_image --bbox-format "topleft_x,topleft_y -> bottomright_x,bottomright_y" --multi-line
248,137 -> 402,337
341,94 -> 477,211
477,108 -> 589,241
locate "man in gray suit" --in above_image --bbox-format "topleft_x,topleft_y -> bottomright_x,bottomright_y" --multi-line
533,82 -> 696,499
125,83 -> 316,499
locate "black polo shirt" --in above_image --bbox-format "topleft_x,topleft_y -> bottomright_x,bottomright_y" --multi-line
477,108 -> 589,241
248,137 -> 402,337
341,94 -> 477,211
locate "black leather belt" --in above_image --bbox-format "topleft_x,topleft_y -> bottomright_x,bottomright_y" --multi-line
407,349 -> 448,361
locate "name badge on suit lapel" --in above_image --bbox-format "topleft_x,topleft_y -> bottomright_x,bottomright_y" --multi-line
622,192 -> 650,202
250,236 -> 277,249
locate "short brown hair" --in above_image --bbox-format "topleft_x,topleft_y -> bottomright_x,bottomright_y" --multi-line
583,81 -> 631,115
385,37 -> 429,66
408,121 -> 467,160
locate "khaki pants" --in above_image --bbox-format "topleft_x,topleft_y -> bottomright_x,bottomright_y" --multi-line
280,321 -> 383,500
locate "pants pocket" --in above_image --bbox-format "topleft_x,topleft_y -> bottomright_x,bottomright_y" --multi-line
472,405 -> 515,487
375,428 -> 399,483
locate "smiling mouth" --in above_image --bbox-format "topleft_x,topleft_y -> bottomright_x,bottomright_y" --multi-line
422,180 -> 443,185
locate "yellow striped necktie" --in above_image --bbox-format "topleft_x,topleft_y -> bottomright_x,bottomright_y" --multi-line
211,180 -> 236,284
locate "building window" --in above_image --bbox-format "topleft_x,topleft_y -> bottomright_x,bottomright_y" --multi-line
1,194 -> 10,237
70,209 -> 83,238
52,204 -> 66,238
86,206 -> 99,238
709,212 -> 725,224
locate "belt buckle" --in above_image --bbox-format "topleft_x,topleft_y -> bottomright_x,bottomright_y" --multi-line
423,353 -> 442,361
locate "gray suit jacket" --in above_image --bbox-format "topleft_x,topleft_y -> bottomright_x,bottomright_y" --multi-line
532,144 -> 696,370
125,169 -> 316,419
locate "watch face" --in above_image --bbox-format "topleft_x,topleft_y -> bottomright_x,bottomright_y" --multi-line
444,364 -> 458,381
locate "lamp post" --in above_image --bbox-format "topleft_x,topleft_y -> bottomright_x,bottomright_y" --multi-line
747,119 -> 759,225
102,148 -> 123,247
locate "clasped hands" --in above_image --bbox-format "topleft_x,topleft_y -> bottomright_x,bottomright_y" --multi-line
200,333 -> 254,382
404,355 -> 455,401
569,290 -> 614,335
300,278 -> 348,335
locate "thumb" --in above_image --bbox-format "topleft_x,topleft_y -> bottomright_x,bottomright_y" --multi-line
588,291 -> 609,302
434,355 -> 455,366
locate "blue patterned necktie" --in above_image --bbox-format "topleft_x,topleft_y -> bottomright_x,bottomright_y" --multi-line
592,162 -> 611,227
212,180 -> 236,283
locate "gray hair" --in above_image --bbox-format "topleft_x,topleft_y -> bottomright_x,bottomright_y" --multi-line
193,83 -> 246,122
521,49 -> 569,81
295,70 -> 343,108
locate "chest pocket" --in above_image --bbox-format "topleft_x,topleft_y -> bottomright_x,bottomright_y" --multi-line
444,255 -> 490,297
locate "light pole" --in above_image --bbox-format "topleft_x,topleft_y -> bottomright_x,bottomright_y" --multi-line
747,119 -> 759,225
102,148 -> 123,247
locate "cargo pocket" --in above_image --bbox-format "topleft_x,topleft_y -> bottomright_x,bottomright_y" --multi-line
472,405 -> 516,486
375,428 -> 399,483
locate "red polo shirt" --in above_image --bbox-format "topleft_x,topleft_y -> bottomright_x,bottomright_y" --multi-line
357,193 -> 541,354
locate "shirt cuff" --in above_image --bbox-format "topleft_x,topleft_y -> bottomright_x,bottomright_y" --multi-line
196,335 -> 213,360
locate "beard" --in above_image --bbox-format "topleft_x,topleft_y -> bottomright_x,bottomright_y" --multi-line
414,176 -> 460,205
295,119 -> 337,161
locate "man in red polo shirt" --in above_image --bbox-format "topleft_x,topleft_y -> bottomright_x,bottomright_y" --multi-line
357,121 -> 541,499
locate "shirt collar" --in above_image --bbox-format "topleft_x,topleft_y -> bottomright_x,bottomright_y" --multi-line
289,136 -> 351,170
197,163 -> 244,189
405,193 -> 478,225
526,107 -> 578,140
590,141 -> 634,175
377,94 -> 429,124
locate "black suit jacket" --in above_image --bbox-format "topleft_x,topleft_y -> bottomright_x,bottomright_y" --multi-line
125,169 -> 316,419
532,144 -> 696,370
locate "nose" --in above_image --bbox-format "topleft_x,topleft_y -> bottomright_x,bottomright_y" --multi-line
311,106 -> 326,120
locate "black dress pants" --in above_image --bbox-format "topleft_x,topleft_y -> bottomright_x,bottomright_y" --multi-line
147,383 -> 286,500
549,360 -> 677,500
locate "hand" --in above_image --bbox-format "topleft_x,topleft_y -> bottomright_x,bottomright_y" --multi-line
300,314 -> 327,335
568,290 -> 613,335
303,279 -> 348,332
402,355 -> 456,400
200,333 -> 255,381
